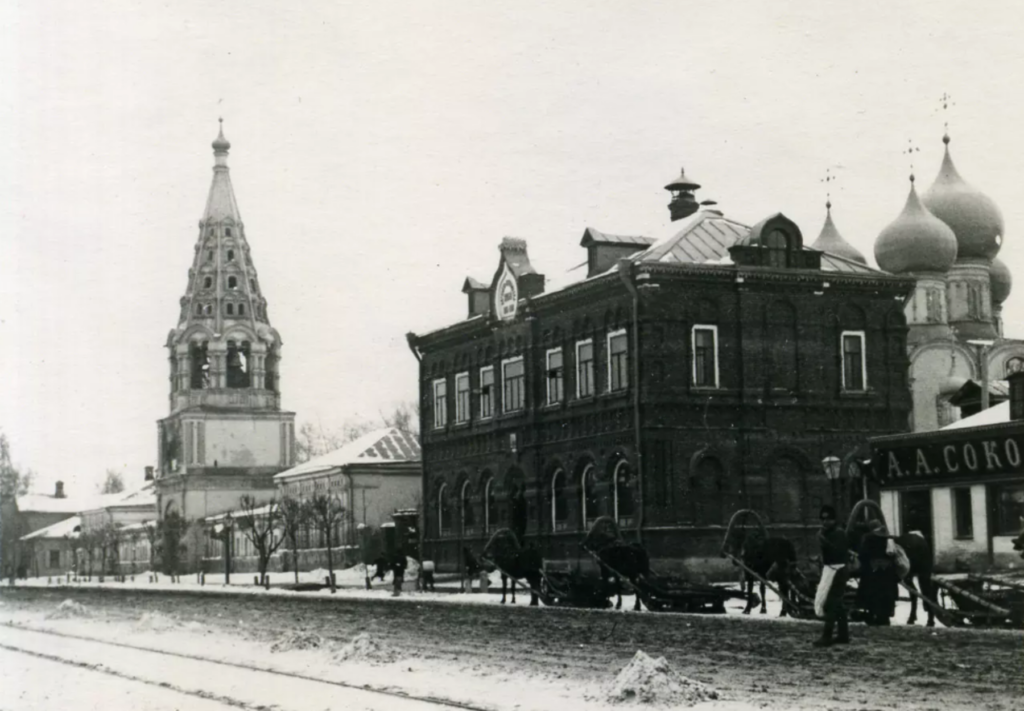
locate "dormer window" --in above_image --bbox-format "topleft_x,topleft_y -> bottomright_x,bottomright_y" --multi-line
766,229 -> 790,268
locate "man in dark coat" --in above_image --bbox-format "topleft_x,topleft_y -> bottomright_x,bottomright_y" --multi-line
856,519 -> 899,625
391,549 -> 407,597
814,505 -> 850,647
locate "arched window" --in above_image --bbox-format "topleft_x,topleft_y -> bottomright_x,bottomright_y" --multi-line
228,276 -> 238,290
190,342 -> 210,390
483,477 -> 496,532
613,460 -> 635,524
227,249 -> 235,262
250,278 -> 257,292
206,250 -> 213,262
195,303 -> 203,316
226,303 -> 234,316
765,229 -> 789,268
581,464 -> 598,526
225,228 -> 232,236
203,276 -> 213,289
461,480 -> 474,531
550,469 -> 568,530
238,303 -> 245,316
226,340 -> 251,388
438,484 -> 451,536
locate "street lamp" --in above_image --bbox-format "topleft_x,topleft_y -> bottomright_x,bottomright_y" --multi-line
822,456 -> 842,508
213,517 -> 233,585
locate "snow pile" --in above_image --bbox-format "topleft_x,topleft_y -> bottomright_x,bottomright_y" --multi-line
271,632 -> 325,653
334,632 -> 398,664
46,599 -> 92,619
606,651 -> 719,707
135,612 -> 179,632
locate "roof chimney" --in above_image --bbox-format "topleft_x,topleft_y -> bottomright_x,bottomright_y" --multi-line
665,166 -> 701,222
144,466 -> 155,482
54,481 -> 65,499
462,278 -> 490,318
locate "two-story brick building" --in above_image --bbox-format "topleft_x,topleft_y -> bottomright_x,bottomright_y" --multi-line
408,168 -> 916,578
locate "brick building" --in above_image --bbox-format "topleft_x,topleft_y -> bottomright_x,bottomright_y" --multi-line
408,168 -> 916,578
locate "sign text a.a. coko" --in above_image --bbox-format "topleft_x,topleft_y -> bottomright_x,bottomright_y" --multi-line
872,426 -> 1024,485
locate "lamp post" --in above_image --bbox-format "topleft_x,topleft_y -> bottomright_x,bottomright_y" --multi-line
822,456 -> 842,509
214,517 -> 233,586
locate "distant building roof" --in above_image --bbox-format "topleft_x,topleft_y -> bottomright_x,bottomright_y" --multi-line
274,427 -> 421,481
941,401 -> 1011,430
580,228 -> 656,247
17,494 -> 99,515
21,515 -> 81,541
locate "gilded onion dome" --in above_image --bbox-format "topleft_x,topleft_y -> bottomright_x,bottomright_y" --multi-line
874,177 -> 958,274
921,135 -> 1004,261
991,256 -> 1012,305
810,202 -> 866,264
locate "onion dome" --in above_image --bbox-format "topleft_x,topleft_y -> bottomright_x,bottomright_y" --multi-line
874,177 -> 958,274
212,119 -> 231,153
921,134 -> 1004,261
810,202 -> 866,264
991,256 -> 1012,304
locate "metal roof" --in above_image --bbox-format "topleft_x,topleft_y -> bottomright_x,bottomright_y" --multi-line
275,427 -> 421,481
580,228 -> 656,247
21,515 -> 81,541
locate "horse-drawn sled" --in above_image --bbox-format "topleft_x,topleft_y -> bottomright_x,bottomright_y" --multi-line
582,517 -> 760,614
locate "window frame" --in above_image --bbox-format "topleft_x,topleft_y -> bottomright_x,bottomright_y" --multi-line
437,483 -> 450,537
546,347 -> 564,405
502,356 -> 526,413
479,366 -> 495,420
581,464 -> 597,526
607,328 -> 628,393
841,330 -> 868,392
483,477 -> 496,532
691,324 -> 720,389
952,487 -> 974,540
550,468 -> 569,531
991,482 -> 1024,536
576,338 -> 595,399
460,480 -> 475,532
454,371 -> 471,424
432,377 -> 448,429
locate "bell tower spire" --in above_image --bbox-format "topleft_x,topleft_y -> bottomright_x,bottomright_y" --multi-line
156,123 -> 296,516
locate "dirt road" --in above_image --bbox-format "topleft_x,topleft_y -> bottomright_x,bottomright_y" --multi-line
1,587 -> 1020,710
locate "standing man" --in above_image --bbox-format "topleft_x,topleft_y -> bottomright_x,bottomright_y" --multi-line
814,505 -> 850,647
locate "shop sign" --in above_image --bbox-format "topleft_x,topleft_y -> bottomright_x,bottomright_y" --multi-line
872,431 -> 1024,484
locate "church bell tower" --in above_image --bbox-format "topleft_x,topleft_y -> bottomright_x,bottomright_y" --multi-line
155,122 -> 296,520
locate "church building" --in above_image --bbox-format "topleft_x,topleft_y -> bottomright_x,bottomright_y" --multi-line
408,167 -> 916,577
154,123 -> 296,523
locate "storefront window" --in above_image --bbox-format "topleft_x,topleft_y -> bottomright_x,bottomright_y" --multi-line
992,483 -> 1024,536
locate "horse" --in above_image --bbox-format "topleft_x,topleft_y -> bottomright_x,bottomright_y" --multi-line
582,517 -> 649,611
481,529 -> 542,605
723,526 -> 798,616
847,522 -> 936,627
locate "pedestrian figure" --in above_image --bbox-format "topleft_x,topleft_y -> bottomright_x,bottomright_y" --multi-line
814,504 -> 850,647
391,551 -> 407,597
856,519 -> 899,626
421,559 -> 436,592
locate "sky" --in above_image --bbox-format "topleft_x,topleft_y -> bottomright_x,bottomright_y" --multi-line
3,1 -> 1024,497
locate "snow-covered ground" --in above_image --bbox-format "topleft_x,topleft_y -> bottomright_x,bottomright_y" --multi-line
0,599 -> 766,711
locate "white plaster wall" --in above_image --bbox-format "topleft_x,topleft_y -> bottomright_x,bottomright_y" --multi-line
909,347 -> 973,433
350,472 -> 421,529
880,490 -> 900,533
204,420 -> 283,467
931,486 -> 989,571
183,487 -> 276,521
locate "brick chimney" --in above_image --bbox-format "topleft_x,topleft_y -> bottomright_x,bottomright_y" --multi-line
54,481 -> 65,499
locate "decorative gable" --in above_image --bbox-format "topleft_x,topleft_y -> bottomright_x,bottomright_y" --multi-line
488,238 -> 545,322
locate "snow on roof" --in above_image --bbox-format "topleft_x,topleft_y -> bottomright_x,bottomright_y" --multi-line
941,401 -> 1011,431
17,493 -> 104,515
274,427 -> 421,481
21,515 -> 81,541
79,484 -> 157,515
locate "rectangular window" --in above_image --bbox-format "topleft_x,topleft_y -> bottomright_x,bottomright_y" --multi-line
546,348 -> 564,405
479,366 -> 495,419
992,483 -> 1024,536
455,372 -> 470,423
608,329 -> 628,392
841,331 -> 867,391
503,357 -> 525,413
692,325 -> 719,388
576,339 -> 594,398
953,487 -> 973,540
432,378 -> 447,429
49,550 -> 60,568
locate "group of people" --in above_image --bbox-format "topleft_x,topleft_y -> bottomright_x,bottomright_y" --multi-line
814,504 -> 905,647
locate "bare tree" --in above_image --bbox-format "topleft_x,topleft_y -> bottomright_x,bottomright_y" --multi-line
279,495 -> 308,584
157,511 -> 188,577
77,529 -> 98,580
381,400 -> 420,434
99,469 -> 125,494
0,431 -> 35,497
143,521 -> 158,573
294,422 -> 347,464
236,495 -> 284,587
96,522 -> 122,579
307,493 -> 346,591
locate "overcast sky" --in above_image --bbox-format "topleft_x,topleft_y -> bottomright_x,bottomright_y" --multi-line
2,1 -> 1023,496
